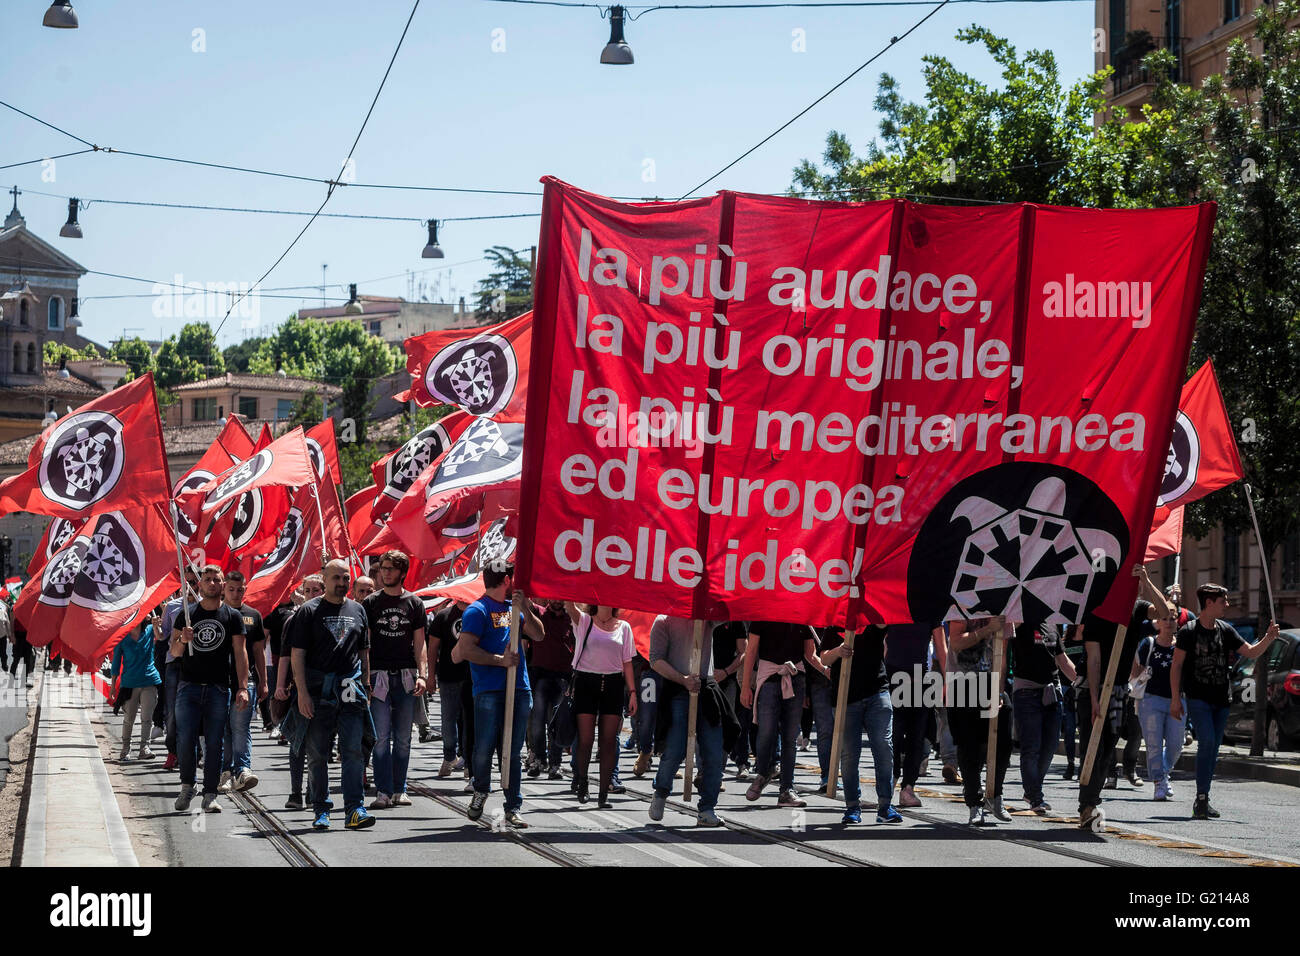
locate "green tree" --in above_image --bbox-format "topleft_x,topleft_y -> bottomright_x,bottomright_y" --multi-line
474,245 -> 533,321
43,340 -> 100,365
792,26 -> 1177,208
287,388 -> 324,430
222,335 -> 266,373
107,336 -> 155,384
155,321 -> 224,389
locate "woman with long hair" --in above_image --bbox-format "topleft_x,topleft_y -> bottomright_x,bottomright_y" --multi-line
565,603 -> 638,807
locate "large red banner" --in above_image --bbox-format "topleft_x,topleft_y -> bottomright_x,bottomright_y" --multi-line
516,180 -> 1216,629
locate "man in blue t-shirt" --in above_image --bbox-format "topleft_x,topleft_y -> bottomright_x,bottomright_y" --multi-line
454,559 -> 543,828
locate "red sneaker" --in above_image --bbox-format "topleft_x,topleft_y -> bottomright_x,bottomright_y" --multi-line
162,753 -> 177,771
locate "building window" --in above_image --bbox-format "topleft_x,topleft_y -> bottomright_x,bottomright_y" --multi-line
1224,0 -> 1241,21
27,342 -> 37,372
238,396 -> 258,419
1108,0 -> 1126,64
276,398 -> 294,420
19,300 -> 28,326
1283,528 -> 1300,590
368,320 -> 382,335
48,297 -> 62,330
191,397 -> 217,421
12,342 -> 21,373
1224,531 -> 1240,591
1162,554 -> 1177,587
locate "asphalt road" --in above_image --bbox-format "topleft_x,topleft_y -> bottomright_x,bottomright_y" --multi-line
85,691 -> 1300,868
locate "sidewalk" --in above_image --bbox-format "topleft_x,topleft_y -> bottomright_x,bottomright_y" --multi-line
1180,742 -> 1300,788
19,669 -> 137,867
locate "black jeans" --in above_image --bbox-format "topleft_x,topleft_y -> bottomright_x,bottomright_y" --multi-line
892,703 -> 931,789
1076,688 -> 1119,809
527,669 -> 567,767
948,700 -> 1012,807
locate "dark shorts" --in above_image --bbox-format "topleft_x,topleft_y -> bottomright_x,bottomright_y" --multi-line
572,671 -> 624,717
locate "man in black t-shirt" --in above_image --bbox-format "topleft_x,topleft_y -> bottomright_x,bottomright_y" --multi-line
1172,582 -> 1277,819
170,564 -> 247,814
1010,622 -> 1077,814
361,550 -> 427,809
428,600 -> 472,780
290,559 -> 375,831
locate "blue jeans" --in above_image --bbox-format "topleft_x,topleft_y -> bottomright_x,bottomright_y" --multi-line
840,690 -> 894,811
809,679 -> 835,781
370,678 -> 416,797
176,681 -> 231,794
1012,687 -> 1061,807
473,688 -> 533,812
634,663 -> 660,755
653,692 -> 724,811
1184,698 -> 1229,796
755,672 -> 806,792
223,677 -> 257,774
438,679 -> 466,762
305,690 -> 367,816
164,661 -> 182,755
1137,694 -> 1185,789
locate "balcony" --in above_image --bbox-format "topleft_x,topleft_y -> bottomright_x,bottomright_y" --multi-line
1111,33 -> 1184,98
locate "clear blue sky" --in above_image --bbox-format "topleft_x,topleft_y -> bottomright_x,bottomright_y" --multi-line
1,0 -> 1094,352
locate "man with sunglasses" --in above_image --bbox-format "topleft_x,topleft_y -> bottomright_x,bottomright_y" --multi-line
361,550 -> 427,810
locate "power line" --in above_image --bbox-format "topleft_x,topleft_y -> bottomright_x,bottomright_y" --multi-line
0,148 -> 97,172
678,0 -> 953,199
213,0 -> 423,339
483,0 -> 1085,8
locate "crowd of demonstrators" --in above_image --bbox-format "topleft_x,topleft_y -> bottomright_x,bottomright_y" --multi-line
565,603 -> 637,807
1170,583 -> 1277,819
111,612 -> 163,762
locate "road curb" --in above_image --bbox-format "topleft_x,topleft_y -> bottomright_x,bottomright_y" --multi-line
1178,753 -> 1300,788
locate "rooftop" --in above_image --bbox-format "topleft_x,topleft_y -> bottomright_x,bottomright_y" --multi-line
169,372 -> 341,397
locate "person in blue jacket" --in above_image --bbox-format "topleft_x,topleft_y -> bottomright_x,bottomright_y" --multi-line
112,611 -> 164,762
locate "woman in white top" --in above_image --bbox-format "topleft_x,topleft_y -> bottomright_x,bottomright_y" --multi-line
565,603 -> 638,807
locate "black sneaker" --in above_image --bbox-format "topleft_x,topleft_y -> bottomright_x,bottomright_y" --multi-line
527,761 -> 542,779
548,765 -> 563,780
1192,795 -> 1220,820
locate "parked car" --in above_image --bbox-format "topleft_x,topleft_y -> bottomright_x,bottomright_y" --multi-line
1226,628 -> 1300,750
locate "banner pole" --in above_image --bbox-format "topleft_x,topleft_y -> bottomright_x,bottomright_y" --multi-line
1243,483 -> 1276,622
1079,624 -> 1129,795
1173,551 -> 1182,599
682,620 -> 703,801
309,477 -> 331,565
825,628 -> 855,799
501,593 -> 523,792
983,624 -> 1007,809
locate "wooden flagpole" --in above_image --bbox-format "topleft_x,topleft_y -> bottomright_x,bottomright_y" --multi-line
682,620 -> 703,800
1079,624 -> 1129,791
983,625 -> 1007,806
167,501 -> 193,652
501,595 -> 523,791
825,629 -> 855,799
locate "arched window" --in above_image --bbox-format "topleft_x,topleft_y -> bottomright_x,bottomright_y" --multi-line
48,297 -> 62,330
12,342 -> 21,373
19,300 -> 29,326
27,342 -> 37,373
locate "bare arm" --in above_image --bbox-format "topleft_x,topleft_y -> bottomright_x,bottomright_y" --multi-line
413,627 -> 427,693
293,647 -> 313,718
949,617 -> 1002,654
1056,653 -> 1078,684
457,628 -> 517,668
564,601 -> 582,627
1238,623 -> 1279,660
739,632 -> 760,705
805,636 -> 832,677
517,598 -> 544,641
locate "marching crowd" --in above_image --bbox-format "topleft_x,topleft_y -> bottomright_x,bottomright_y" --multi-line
6,552 -> 1278,835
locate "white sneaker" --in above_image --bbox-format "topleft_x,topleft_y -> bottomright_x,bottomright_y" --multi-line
137,749 -> 156,760
648,792 -> 667,821
968,805 -> 985,826
202,793 -> 223,813
234,769 -> 259,792
697,809 -> 724,827
119,751 -> 132,763
217,771 -> 233,793
391,792 -> 412,807
175,785 -> 197,812
984,797 -> 1012,822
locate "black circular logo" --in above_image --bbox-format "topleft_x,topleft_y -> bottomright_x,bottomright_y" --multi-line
172,470 -> 214,544
383,422 -> 453,500
427,420 -> 523,499
191,618 -> 226,652
425,333 -> 518,417
306,437 -> 327,481
38,411 -> 126,511
205,450 -> 273,508
227,489 -> 265,551
39,511 -> 146,612
907,463 -> 1129,629
45,516 -> 83,560
253,507 -> 307,580
1158,411 -> 1200,507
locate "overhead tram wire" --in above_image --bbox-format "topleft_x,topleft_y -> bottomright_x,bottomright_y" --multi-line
212,0 -> 422,340
676,0 -> 953,200
483,0 -> 1084,8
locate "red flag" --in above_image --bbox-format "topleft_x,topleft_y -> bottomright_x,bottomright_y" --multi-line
241,481 -> 325,615
421,418 -> 524,517
517,180 -> 1216,629
27,516 -> 87,577
1156,361 -> 1243,512
305,420 -> 344,485
370,414 -> 473,520
185,427 -> 315,517
215,416 -> 256,461
415,515 -> 515,603
0,373 -> 170,519
405,311 -> 531,422
345,485 -> 384,554
1144,506 -> 1184,562
14,503 -> 181,668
